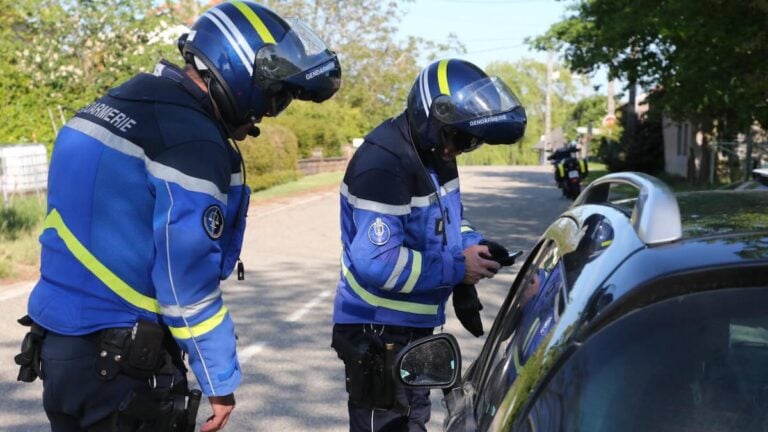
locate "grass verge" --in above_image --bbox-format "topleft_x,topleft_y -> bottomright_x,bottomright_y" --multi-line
251,171 -> 343,202
584,162 -> 726,193
0,195 -> 46,283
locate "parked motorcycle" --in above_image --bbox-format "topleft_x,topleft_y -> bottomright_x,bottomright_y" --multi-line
548,145 -> 588,200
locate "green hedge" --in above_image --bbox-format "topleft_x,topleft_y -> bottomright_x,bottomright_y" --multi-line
239,123 -> 301,192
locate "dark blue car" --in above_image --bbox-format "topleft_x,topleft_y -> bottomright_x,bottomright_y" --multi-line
396,172 -> 768,432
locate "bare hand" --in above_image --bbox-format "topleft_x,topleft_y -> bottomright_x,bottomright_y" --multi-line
201,394 -> 236,432
462,245 -> 501,285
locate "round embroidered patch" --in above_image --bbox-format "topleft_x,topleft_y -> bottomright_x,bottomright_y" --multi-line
202,205 -> 224,240
368,217 -> 391,246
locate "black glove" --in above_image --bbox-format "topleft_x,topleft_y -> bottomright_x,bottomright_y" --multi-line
452,283 -> 484,337
479,239 -> 520,267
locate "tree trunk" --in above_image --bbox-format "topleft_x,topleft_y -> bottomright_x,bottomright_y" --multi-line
627,80 -> 637,148
698,135 -> 711,185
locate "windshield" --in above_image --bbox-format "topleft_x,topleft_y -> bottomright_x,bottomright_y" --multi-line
513,287 -> 768,432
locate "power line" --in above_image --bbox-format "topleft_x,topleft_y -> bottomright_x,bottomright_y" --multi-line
463,43 -> 528,54
432,0 -> 557,4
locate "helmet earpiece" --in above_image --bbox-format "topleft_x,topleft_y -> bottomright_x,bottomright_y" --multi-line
205,74 -> 241,126
177,33 -> 189,60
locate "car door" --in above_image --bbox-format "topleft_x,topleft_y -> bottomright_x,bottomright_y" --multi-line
444,216 -> 580,432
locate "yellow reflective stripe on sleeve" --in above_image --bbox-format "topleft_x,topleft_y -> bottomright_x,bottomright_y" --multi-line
437,60 -> 451,95
460,226 -> 474,233
44,209 -> 161,314
168,306 -> 228,340
341,260 -> 437,315
557,163 -> 565,177
399,251 -> 422,294
232,1 -> 276,44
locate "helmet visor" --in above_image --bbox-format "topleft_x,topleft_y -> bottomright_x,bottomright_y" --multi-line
254,18 -> 340,102
432,76 -> 522,125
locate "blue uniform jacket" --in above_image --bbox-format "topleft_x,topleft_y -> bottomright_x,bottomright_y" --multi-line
28,61 -> 248,396
333,113 -> 483,328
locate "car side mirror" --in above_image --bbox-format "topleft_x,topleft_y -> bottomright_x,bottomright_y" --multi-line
394,334 -> 462,388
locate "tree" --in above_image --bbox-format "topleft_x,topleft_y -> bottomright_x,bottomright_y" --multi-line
258,0 -> 463,133
459,58 -> 578,165
4,0 -> 179,147
533,0 -> 768,183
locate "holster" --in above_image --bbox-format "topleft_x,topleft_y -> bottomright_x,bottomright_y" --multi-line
96,320 -> 181,381
117,380 -> 202,432
14,315 -> 46,382
332,328 -> 410,415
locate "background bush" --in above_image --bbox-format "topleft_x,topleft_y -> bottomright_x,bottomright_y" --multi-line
239,124 -> 301,192
0,197 -> 45,240
597,107 -> 664,174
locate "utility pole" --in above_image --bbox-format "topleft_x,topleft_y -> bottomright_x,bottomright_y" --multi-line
607,79 -> 616,116
542,49 -> 553,165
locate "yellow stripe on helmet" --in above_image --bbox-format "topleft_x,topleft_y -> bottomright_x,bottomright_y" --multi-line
231,1 -> 276,44
437,60 -> 451,95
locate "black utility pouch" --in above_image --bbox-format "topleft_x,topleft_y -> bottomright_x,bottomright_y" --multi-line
126,320 -> 166,374
96,320 -> 166,380
368,348 -> 396,410
97,327 -> 132,380
14,315 -> 46,382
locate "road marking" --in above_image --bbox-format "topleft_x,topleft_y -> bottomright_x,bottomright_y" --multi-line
0,282 -> 34,302
239,342 -> 267,365
287,291 -> 331,322
256,193 -> 333,217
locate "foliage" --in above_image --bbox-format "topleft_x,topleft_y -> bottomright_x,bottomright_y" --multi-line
532,0 -> 768,182
4,0 -> 180,148
0,206 -> 38,241
459,59 -> 578,165
0,195 -> 45,240
273,99 -> 363,158
598,105 -> 664,174
239,123 -> 301,191
259,0 -> 464,133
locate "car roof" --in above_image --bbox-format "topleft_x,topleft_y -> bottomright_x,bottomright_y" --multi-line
553,174 -> 768,344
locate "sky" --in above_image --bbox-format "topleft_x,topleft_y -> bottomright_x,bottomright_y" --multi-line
396,0 -> 611,95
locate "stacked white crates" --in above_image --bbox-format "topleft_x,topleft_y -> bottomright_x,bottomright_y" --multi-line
0,144 -> 48,205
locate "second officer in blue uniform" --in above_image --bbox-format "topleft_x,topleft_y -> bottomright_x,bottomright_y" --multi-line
15,2 -> 341,431
332,59 -> 527,431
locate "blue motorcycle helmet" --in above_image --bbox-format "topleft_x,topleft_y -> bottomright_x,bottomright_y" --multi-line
406,59 -> 526,154
178,1 -> 341,129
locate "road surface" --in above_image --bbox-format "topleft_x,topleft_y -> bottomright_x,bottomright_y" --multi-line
0,165 -> 569,431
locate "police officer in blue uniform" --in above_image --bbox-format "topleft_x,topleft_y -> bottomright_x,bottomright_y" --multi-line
14,2 -> 340,431
332,59 -> 526,431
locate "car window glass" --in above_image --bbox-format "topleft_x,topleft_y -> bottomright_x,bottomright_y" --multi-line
606,184 -> 640,214
475,240 -> 565,429
519,286 -> 768,432
562,214 -> 614,290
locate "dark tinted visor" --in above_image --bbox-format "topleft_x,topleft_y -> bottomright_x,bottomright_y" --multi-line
254,18 -> 340,102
